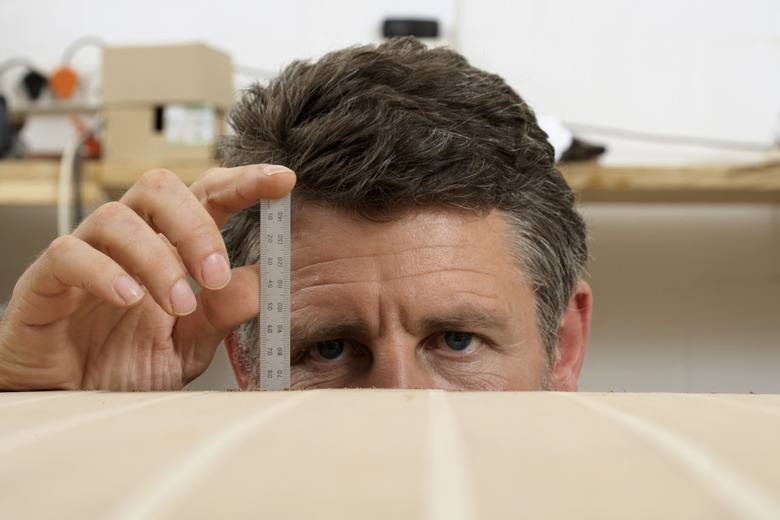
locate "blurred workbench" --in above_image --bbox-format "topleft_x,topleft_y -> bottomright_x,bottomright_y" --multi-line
2,158 -> 780,205
1,390 -> 779,519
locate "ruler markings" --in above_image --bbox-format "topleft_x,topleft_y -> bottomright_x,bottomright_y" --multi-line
258,195 -> 291,390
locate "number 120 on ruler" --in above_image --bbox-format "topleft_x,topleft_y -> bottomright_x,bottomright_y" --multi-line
259,195 -> 291,390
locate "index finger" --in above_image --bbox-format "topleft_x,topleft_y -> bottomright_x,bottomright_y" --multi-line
190,164 -> 296,229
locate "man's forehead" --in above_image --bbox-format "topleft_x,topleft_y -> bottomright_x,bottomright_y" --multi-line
290,204 -> 510,258
288,203 -> 532,314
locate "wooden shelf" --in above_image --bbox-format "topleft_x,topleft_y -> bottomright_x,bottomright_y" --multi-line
0,160 -> 215,205
0,159 -> 103,206
4,157 -> 780,206
9,102 -> 101,117
103,159 -> 780,203
97,161 -> 215,188
561,158 -> 780,203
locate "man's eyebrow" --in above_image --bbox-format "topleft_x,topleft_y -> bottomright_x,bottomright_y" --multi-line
290,316 -> 371,350
417,307 -> 512,335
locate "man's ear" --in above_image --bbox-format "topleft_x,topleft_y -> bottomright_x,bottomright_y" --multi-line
549,280 -> 592,391
223,331 -> 254,390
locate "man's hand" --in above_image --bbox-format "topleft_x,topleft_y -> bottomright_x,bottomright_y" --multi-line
0,164 -> 295,391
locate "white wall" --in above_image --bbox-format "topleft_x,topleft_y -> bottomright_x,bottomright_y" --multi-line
2,0 -> 779,392
581,203 -> 780,393
460,0 -> 780,165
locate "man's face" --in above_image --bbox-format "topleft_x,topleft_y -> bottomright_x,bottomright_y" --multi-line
288,204 -> 549,390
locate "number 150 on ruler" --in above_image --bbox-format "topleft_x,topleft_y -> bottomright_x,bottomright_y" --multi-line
259,195 -> 291,390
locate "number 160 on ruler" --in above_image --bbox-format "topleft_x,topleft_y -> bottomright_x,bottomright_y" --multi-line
259,195 -> 291,390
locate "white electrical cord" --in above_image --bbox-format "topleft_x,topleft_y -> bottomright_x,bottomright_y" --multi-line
57,112 -> 103,236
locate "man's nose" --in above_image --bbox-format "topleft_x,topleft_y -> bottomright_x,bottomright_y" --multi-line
361,344 -> 434,389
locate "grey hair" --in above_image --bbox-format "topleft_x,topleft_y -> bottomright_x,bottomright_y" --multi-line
220,37 -> 588,386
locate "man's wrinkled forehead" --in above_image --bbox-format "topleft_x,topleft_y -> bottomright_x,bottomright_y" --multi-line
291,203 -> 503,256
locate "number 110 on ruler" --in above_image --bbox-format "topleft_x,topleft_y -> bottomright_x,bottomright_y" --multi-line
259,195 -> 291,390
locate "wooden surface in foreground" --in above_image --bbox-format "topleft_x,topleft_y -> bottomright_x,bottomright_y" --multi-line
2,390 -> 779,519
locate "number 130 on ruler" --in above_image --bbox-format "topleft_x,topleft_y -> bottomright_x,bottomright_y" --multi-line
259,195 -> 291,390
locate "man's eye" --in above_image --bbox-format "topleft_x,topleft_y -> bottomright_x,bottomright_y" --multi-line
443,331 -> 473,352
313,339 -> 346,361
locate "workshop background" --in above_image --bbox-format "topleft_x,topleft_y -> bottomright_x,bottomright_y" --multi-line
1,0 -> 779,392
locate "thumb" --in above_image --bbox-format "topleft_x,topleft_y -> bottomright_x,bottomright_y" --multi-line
177,264 -> 260,354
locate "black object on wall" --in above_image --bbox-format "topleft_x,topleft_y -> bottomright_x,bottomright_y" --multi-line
382,19 -> 439,38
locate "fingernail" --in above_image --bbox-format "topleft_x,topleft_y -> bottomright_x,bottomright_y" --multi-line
261,164 -> 294,176
115,276 -> 144,305
201,252 -> 231,290
170,279 -> 197,316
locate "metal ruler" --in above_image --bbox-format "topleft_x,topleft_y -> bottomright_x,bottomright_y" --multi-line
259,195 -> 291,390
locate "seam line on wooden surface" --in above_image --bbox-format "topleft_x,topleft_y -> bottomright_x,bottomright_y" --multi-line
103,391 -> 317,520
423,390 -> 477,520
560,393 -> 780,520
0,392 -> 186,456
